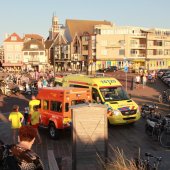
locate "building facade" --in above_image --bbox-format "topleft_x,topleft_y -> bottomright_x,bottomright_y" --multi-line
94,25 -> 170,71
46,15 -> 68,73
65,19 -> 112,72
0,46 -> 4,65
22,38 -> 47,71
3,33 -> 24,70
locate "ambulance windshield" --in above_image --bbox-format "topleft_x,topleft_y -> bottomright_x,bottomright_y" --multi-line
100,86 -> 130,101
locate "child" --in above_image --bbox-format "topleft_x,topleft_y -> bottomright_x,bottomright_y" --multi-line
24,107 -> 29,125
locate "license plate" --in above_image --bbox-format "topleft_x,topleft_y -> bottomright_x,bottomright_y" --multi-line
127,120 -> 134,123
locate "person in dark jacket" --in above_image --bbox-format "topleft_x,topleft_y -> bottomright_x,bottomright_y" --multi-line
9,125 -> 44,170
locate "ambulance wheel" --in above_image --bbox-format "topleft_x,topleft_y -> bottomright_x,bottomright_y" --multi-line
49,123 -> 59,139
108,119 -> 112,128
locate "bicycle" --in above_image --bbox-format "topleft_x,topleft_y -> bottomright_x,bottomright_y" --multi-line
159,119 -> 170,148
135,152 -> 162,170
145,115 -> 170,148
158,90 -> 170,104
141,103 -> 161,119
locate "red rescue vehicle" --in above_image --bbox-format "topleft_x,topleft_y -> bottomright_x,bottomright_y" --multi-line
37,87 -> 91,139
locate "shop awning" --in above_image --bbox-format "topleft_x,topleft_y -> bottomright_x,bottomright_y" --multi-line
2,63 -> 23,66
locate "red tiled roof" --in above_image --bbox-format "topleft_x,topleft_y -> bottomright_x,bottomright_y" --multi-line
4,33 -> 23,42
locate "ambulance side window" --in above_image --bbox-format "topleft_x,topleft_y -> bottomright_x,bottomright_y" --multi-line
65,103 -> 69,112
92,88 -> 102,103
50,101 -> 62,112
69,84 -> 89,88
43,100 -> 49,110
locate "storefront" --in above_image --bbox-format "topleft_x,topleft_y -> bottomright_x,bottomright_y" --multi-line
2,63 -> 23,72
146,59 -> 167,70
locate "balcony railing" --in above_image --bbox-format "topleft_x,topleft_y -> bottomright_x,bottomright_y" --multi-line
131,54 -> 146,58
131,44 -> 146,48
131,33 -> 147,37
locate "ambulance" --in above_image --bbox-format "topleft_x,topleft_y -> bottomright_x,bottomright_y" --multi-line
62,74 -> 141,125
36,87 -> 91,139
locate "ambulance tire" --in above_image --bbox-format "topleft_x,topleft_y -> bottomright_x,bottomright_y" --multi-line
49,122 -> 60,139
108,119 -> 112,127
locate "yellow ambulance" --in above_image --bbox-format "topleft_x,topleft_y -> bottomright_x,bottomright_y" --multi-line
62,74 -> 140,125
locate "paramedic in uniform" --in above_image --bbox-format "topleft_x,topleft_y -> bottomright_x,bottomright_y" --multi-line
29,95 -> 40,115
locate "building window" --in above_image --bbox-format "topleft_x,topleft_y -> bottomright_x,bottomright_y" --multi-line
7,45 -> 13,50
30,44 -> 38,49
156,50 -> 163,55
131,50 -> 137,54
165,50 -> 170,55
101,40 -> 107,46
15,54 -> 20,59
83,45 -> 88,50
15,45 -> 21,51
101,49 -> 107,56
40,52 -> 44,55
11,36 -> 17,41
165,41 -> 170,46
119,49 -> 125,55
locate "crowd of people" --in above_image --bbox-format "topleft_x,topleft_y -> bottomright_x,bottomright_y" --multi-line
133,69 -> 157,89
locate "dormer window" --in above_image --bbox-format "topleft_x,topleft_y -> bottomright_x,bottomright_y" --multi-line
11,36 -> 17,41
30,44 -> 38,49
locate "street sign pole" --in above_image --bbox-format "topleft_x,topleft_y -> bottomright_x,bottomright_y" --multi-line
124,59 -> 128,92
125,71 -> 127,91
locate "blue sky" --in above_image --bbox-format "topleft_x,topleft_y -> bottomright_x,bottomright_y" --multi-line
0,0 -> 170,44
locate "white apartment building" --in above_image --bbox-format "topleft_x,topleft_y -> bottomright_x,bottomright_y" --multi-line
94,25 -> 170,71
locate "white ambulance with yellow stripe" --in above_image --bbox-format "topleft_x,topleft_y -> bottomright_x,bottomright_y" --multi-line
62,74 -> 140,125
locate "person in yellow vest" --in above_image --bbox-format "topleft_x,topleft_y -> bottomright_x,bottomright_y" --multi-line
29,95 -> 40,115
28,95 -> 40,124
8,105 -> 24,144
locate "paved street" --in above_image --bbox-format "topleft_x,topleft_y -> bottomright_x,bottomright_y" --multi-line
0,73 -> 170,170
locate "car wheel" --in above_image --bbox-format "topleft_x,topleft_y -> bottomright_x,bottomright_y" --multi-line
49,122 -> 60,139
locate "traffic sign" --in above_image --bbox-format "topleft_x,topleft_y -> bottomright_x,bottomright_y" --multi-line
124,66 -> 128,72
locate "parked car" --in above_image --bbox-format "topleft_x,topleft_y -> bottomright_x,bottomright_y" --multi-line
96,66 -> 118,73
158,70 -> 170,78
163,77 -> 170,84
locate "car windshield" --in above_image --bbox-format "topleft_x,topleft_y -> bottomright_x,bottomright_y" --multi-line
100,86 -> 130,101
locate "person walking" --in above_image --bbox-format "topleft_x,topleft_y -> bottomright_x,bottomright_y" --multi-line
29,95 -> 40,115
24,107 -> 29,125
135,74 -> 141,89
8,105 -> 24,144
31,105 -> 42,144
142,74 -> 147,88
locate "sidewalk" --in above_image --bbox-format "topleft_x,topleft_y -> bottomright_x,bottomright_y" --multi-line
129,79 -> 169,114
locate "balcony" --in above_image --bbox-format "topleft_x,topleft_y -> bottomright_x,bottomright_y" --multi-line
147,55 -> 167,59
130,54 -> 146,58
82,50 -> 88,55
131,33 -> 147,38
131,44 -> 146,49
